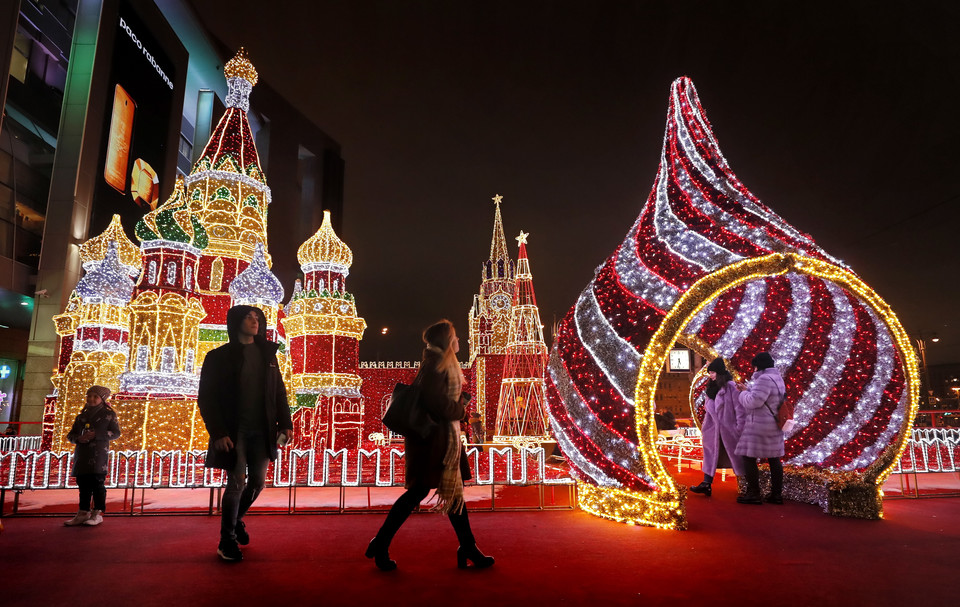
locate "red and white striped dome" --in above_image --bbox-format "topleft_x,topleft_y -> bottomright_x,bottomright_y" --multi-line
546,77 -> 918,525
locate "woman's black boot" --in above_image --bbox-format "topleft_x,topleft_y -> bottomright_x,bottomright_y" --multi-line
689,481 -> 712,497
457,545 -> 495,569
365,537 -> 397,571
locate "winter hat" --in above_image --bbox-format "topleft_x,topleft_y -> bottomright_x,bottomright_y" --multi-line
707,358 -> 727,374
751,352 -> 775,370
86,385 -> 111,403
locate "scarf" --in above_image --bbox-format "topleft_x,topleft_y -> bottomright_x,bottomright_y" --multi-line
427,344 -> 465,515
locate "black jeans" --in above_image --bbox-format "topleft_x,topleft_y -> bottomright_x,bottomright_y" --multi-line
742,456 -> 783,497
375,486 -> 476,549
76,473 -> 107,511
220,432 -> 269,541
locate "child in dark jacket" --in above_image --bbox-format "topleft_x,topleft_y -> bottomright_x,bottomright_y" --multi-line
65,385 -> 121,527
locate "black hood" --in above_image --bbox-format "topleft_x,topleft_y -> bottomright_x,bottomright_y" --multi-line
226,305 -> 268,343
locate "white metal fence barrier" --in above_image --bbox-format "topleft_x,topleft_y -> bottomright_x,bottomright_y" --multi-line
0,446 -> 574,491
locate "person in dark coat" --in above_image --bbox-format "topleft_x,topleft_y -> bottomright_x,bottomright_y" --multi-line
366,320 -> 494,571
468,411 -> 484,444
64,385 -> 121,527
690,358 -> 744,497
735,351 -> 786,505
197,305 -> 293,562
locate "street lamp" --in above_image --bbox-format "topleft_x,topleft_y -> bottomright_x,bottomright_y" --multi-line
377,327 -> 389,362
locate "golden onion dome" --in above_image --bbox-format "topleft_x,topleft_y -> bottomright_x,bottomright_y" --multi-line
298,210 -> 353,271
79,214 -> 142,278
223,47 -> 258,86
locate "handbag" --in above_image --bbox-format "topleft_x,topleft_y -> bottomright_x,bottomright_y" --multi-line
381,375 -> 437,439
765,382 -> 795,431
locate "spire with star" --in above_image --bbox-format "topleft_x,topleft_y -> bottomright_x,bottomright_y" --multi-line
493,231 -> 550,444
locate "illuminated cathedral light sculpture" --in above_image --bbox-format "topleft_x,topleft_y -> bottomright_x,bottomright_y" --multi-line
468,194 -> 516,362
106,177 -> 210,450
45,49 -> 294,453
493,232 -> 551,446
467,194 -> 517,441
546,77 -> 919,528
49,240 -> 135,451
281,210 -> 367,450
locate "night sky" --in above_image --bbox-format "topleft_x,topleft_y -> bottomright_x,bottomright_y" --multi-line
188,1 -> 960,364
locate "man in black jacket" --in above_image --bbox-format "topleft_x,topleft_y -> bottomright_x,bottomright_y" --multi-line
198,305 -> 293,562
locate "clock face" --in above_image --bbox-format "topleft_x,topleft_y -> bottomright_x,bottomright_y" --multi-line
668,348 -> 691,372
490,293 -> 511,312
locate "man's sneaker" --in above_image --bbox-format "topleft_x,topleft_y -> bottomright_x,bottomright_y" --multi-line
83,510 -> 104,526
64,511 -> 91,526
235,520 -> 249,546
218,538 -> 243,562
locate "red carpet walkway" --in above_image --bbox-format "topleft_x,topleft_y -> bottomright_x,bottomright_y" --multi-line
2,480 -> 958,606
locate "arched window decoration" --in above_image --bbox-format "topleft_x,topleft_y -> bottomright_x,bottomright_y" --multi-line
166,262 -> 177,285
185,266 -> 193,289
160,347 -> 176,372
136,345 -> 150,371
210,258 -> 224,291
148,261 -> 157,284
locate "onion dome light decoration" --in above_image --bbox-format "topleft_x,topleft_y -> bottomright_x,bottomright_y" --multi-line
229,241 -> 285,306
136,176 -> 209,250
76,241 -> 136,305
546,77 -> 919,529
79,214 -> 142,279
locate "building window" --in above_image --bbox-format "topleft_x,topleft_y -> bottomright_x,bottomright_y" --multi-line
148,261 -> 157,284
160,347 -> 176,372
210,258 -> 223,291
9,32 -> 30,83
178,134 -> 192,159
136,345 -> 150,371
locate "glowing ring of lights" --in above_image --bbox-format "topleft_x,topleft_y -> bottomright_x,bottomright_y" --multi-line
627,253 -> 919,518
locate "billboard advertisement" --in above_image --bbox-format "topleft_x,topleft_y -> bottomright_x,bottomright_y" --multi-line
90,0 -> 182,241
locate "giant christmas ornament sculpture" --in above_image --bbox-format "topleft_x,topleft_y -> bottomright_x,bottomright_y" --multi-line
546,77 -> 919,528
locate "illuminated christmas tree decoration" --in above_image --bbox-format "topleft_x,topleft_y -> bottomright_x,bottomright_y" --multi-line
493,232 -> 551,446
546,77 -> 918,527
